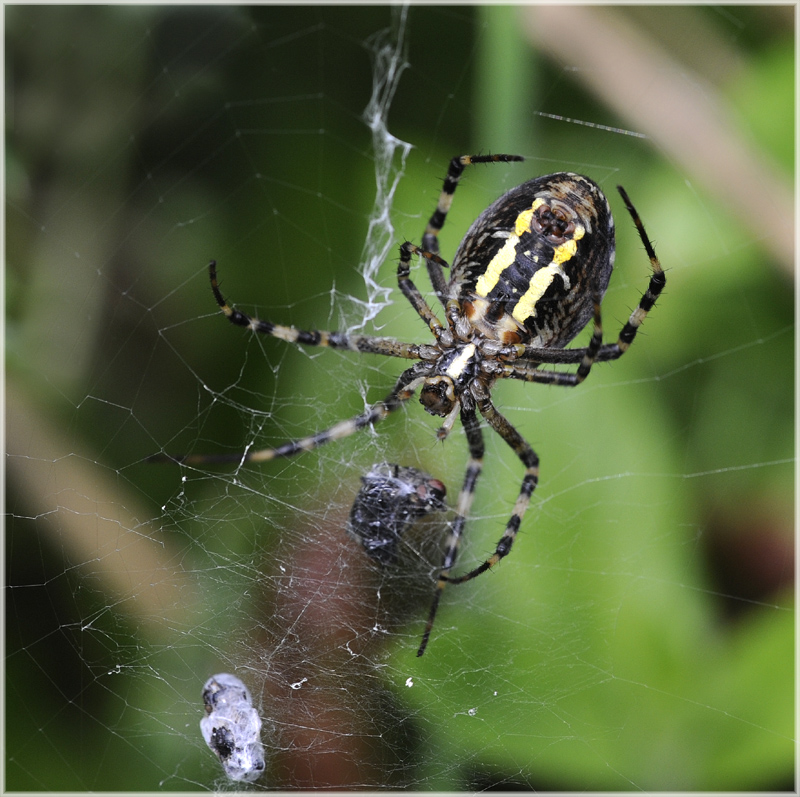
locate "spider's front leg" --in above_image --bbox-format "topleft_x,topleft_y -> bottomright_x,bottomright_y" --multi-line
397,243 -> 448,338
208,260 -> 424,360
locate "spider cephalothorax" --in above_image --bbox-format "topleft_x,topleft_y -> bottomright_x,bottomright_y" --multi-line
153,154 -> 665,656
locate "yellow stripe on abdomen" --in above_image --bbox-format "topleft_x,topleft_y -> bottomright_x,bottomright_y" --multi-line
511,225 -> 584,323
474,199 -> 545,298
512,262 -> 570,323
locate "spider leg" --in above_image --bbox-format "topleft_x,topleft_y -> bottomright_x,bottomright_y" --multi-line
442,392 -> 539,586
149,362 -> 430,465
613,185 -> 666,356
499,343 -> 624,366
501,360 -> 591,386
400,244 -> 471,341
417,406 -> 484,657
421,154 -> 525,305
502,295 -> 604,388
397,243 -> 447,337
209,260 -> 423,360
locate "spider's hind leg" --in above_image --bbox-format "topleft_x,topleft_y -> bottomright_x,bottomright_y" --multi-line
417,406 -> 485,657
442,393 -> 539,586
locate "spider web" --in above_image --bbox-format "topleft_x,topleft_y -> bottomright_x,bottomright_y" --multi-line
5,6 -> 795,792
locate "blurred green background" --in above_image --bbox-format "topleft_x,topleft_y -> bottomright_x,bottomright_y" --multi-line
6,5 -> 793,791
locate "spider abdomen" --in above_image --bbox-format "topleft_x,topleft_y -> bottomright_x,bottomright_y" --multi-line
450,172 -> 616,348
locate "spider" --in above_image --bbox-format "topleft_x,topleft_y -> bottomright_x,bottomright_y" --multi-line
154,154 -> 665,657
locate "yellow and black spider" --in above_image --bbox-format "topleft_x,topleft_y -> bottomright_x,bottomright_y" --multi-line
154,154 -> 665,656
